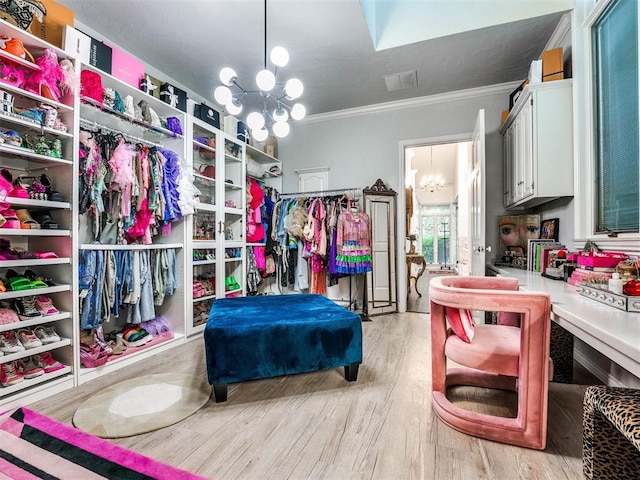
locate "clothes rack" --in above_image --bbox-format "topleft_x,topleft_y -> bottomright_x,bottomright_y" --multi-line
79,118 -> 165,149
279,187 -> 360,198
276,187 -> 368,321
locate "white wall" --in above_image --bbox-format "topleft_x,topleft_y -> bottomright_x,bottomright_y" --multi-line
278,87 -> 510,268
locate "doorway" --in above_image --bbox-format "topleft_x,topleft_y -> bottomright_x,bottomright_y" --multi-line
404,140 -> 471,313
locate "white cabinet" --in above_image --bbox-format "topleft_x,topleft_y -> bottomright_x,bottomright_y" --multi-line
76,63 -> 187,383
0,20 -> 76,408
186,116 -> 246,335
501,80 -> 573,209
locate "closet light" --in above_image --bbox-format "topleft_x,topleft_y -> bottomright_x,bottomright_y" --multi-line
272,120 -> 290,138
253,128 -> 269,142
213,0 -> 306,140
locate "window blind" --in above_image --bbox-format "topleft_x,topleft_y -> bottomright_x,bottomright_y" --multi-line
593,0 -> 639,233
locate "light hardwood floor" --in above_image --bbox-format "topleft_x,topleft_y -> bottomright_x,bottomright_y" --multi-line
28,312 -> 599,480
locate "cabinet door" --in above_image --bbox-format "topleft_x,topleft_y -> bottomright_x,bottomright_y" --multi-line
519,98 -> 535,200
503,128 -> 513,207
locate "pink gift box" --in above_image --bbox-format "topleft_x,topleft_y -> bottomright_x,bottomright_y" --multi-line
104,43 -> 145,89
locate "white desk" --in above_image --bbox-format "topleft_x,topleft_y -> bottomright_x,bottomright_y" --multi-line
488,266 -> 640,380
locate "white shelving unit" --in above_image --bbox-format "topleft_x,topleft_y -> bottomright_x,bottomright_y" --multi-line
185,116 -> 246,336
245,143 -> 281,296
76,62 -> 187,383
0,19 -> 77,410
501,79 -> 573,209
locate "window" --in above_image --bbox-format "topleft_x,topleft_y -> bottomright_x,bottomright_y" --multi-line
593,0 -> 639,233
420,205 -> 450,264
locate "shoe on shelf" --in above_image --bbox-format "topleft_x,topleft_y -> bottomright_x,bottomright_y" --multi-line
0,331 -> 25,353
17,357 -> 44,378
33,326 -> 60,344
35,296 -> 59,316
15,296 -> 42,320
116,325 -> 152,348
33,352 -> 64,373
17,329 -> 42,349
0,361 -> 23,386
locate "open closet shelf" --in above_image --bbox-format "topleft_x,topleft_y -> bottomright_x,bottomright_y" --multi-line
0,111 -> 74,138
0,312 -> 71,333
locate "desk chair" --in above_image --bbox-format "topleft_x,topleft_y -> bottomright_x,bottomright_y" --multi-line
429,276 -> 551,450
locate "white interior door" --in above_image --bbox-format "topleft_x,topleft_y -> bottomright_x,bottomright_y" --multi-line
471,109 -> 487,276
365,193 -> 397,316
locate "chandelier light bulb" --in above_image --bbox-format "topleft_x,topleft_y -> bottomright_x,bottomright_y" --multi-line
246,111 -> 266,130
256,69 -> 276,91
290,103 -> 306,120
284,78 -> 304,100
270,46 -> 289,67
252,127 -> 269,142
214,85 -> 233,106
226,98 -> 243,115
273,107 -> 288,122
273,120 -> 290,138
219,67 -> 237,86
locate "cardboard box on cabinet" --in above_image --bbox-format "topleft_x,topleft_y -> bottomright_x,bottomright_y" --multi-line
0,0 -> 74,48
251,134 -> 278,157
224,114 -> 238,137
542,47 -> 564,82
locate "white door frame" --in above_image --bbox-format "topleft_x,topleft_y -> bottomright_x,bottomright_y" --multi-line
397,133 -> 472,313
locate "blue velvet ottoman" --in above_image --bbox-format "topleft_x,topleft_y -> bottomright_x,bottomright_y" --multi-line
204,294 -> 363,402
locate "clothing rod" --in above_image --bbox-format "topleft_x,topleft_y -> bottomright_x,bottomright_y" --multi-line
279,187 -> 360,197
79,118 -> 165,149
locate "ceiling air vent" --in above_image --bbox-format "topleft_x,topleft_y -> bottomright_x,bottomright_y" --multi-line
384,70 -> 418,92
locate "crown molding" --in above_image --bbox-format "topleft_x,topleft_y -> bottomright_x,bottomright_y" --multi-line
300,81 -> 522,124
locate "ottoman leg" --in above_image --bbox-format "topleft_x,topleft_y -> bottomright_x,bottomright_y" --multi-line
213,383 -> 228,403
344,363 -> 359,382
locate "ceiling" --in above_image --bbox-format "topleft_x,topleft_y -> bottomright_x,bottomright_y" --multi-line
56,0 -> 571,119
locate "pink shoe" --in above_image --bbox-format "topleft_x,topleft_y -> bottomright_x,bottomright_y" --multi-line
33,352 -> 64,373
36,296 -> 59,316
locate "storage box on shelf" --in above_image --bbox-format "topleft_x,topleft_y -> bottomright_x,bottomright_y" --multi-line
184,115 -> 246,335
0,19 -> 77,408
76,63 -> 187,383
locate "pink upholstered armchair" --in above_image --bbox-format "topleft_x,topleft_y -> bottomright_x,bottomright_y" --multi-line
429,276 -> 552,450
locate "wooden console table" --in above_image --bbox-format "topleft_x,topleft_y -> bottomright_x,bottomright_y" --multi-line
406,254 -> 427,297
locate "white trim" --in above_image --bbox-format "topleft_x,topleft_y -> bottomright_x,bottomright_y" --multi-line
293,166 -> 330,174
398,134 -> 473,312
544,12 -> 573,50
302,82 -> 521,124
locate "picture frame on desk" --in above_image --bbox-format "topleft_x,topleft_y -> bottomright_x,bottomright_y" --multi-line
541,218 -> 559,240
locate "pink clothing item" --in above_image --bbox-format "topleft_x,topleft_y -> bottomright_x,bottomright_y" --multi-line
253,246 -> 266,270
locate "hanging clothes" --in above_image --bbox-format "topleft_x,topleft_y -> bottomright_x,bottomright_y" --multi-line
335,205 -> 373,274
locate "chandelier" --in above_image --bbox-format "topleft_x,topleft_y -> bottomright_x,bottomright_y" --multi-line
213,0 -> 306,141
419,146 -> 445,192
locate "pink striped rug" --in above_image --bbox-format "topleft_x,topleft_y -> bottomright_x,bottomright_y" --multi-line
0,408 -> 206,479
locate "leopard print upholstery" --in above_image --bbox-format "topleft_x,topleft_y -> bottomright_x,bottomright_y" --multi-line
549,322 -> 573,383
583,386 -> 640,479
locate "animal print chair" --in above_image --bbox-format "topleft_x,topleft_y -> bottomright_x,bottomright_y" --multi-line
583,385 -> 640,479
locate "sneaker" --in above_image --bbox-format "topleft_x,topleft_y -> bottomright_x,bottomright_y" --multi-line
15,296 -> 42,321
33,326 -> 60,344
35,296 -> 59,316
16,329 -> 42,349
0,331 -> 25,353
17,357 -> 44,378
0,361 -> 23,386
33,352 -> 64,373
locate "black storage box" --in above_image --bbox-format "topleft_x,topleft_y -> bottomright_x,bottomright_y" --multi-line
194,103 -> 220,128
237,121 -> 249,143
160,83 -> 187,112
88,37 -> 112,74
